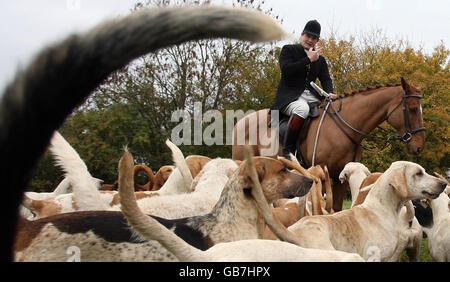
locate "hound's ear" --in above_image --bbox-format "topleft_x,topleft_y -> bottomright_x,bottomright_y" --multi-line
339,170 -> 348,184
389,166 -> 408,198
226,168 -> 236,178
240,160 -> 263,186
254,160 -> 266,183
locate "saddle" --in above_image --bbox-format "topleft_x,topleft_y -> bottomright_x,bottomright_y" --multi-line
270,102 -> 320,167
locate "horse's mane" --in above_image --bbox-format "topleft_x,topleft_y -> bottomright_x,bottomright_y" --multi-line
339,83 -> 401,98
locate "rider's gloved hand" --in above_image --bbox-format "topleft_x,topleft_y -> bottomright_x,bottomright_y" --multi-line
328,93 -> 338,100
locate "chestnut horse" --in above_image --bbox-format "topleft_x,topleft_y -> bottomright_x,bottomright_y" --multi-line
232,78 -> 426,211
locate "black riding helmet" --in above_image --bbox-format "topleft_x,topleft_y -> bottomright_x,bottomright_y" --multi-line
303,20 -> 321,38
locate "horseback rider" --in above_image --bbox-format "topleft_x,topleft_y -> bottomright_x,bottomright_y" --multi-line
270,19 -> 337,161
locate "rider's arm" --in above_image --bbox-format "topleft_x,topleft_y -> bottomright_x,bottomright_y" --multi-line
279,45 -> 311,76
317,57 -> 334,94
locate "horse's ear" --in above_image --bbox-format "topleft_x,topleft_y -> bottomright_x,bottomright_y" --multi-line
401,77 -> 410,92
402,77 -> 423,95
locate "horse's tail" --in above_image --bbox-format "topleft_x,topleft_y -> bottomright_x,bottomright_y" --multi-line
118,148 -> 208,262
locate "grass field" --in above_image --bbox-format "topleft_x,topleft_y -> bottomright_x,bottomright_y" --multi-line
341,199 -> 434,262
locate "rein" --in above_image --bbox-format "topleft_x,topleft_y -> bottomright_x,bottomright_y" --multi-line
318,92 -> 426,161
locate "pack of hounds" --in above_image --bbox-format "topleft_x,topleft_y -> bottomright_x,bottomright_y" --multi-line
1,5 -> 448,262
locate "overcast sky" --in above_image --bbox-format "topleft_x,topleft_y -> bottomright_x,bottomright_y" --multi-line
0,0 -> 448,90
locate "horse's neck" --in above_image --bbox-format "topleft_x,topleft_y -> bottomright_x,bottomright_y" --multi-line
335,87 -> 402,141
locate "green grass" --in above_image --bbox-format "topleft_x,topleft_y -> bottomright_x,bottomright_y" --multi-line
400,238 -> 434,262
341,199 -> 434,262
342,199 -> 352,210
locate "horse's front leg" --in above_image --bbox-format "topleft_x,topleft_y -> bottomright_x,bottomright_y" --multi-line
331,179 -> 348,212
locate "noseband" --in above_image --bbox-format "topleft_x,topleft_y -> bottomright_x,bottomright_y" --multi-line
386,92 -> 426,143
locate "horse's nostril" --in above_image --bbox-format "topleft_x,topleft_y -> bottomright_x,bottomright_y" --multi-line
416,146 -> 422,154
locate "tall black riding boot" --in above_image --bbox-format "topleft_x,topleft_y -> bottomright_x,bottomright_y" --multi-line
282,114 -> 305,160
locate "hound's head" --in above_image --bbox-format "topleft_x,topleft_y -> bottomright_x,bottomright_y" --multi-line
240,157 -> 313,204
387,161 -> 447,200
339,162 -> 371,184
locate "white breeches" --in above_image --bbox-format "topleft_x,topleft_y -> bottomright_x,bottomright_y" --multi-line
281,89 -> 319,119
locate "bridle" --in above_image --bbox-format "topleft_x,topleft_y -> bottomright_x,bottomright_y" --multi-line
320,91 -> 426,161
385,92 -> 426,143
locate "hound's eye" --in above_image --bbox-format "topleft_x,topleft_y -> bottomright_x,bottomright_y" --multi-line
409,107 -> 418,113
280,167 -> 288,173
416,171 -> 423,177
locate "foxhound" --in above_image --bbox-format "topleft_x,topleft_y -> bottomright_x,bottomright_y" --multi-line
286,161 -> 446,261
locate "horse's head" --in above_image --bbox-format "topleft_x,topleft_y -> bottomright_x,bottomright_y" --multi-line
386,78 -> 426,155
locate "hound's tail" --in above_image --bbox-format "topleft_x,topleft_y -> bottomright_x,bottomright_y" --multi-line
165,139 -> 193,192
403,200 -> 416,223
1,5 -> 285,260
52,177 -> 71,194
49,131 -> 109,210
118,148 -> 207,262
324,166 -> 333,213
